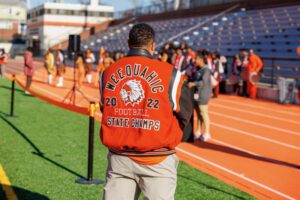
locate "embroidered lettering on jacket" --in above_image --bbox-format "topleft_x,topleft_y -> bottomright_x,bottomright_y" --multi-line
105,64 -> 164,93
104,64 -> 163,131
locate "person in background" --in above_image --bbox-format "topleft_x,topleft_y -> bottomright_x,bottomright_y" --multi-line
232,54 -> 242,95
212,51 -> 224,98
240,49 -> 249,96
163,43 -> 173,63
44,49 -> 55,84
119,52 -> 125,59
102,52 -> 114,73
186,47 -> 196,65
0,49 -> 7,78
180,41 -> 187,54
95,47 -> 106,86
24,47 -> 34,94
174,48 -> 186,71
219,53 -> 228,93
114,51 -> 121,61
160,51 -> 169,62
85,48 -> 95,83
188,51 -> 212,142
100,23 -> 192,200
202,50 -> 213,70
246,49 -> 263,99
75,52 -> 85,88
55,49 -> 65,87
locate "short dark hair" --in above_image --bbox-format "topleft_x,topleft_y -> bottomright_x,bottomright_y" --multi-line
196,50 -> 207,64
128,23 -> 155,48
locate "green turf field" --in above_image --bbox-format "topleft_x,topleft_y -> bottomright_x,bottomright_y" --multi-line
0,78 -> 255,200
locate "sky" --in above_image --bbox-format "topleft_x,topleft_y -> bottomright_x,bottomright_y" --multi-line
29,0 -> 152,12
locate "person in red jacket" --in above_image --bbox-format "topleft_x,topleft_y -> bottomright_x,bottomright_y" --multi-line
246,49 -> 263,99
24,47 -> 34,94
100,23 -> 193,200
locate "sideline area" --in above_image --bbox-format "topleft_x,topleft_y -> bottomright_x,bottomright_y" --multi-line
0,77 -> 254,199
4,58 -> 300,199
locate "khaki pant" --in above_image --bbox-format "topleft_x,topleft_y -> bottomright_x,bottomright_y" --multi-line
195,104 -> 210,134
103,152 -> 179,200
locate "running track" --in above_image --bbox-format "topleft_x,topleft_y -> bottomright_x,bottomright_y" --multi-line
4,59 -> 300,200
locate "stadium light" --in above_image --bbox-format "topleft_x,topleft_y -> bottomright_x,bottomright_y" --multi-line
193,31 -> 199,35
116,29 -> 121,33
203,27 -> 209,31
103,36 -> 108,40
122,27 -> 127,30
241,8 -> 246,12
90,42 -> 95,46
110,33 -> 114,36
212,22 -> 219,26
84,45 -> 88,49
129,23 -> 134,27
96,39 -> 101,43
173,41 -> 179,46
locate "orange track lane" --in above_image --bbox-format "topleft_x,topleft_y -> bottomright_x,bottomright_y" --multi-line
4,59 -> 300,200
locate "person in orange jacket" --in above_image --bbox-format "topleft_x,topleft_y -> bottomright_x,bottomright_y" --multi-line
246,49 -> 263,99
100,23 -> 193,200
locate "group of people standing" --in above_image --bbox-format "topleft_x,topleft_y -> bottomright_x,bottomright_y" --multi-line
44,48 -> 115,88
232,49 -> 263,99
44,49 -> 65,87
156,43 -> 263,141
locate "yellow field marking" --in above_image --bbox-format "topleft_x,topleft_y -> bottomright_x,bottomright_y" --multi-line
0,164 -> 18,200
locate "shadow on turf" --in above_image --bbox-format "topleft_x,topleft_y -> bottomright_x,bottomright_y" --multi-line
1,184 -> 49,200
178,174 -> 248,199
0,114 -> 85,179
193,141 -> 300,169
0,85 -> 24,93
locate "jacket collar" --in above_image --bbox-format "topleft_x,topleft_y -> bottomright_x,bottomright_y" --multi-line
127,48 -> 153,59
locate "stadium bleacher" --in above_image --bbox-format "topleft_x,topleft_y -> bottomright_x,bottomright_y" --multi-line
80,4 -> 300,85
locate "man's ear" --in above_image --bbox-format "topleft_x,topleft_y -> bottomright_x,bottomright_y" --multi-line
149,42 -> 155,55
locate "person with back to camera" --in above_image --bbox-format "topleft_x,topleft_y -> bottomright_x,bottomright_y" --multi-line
188,51 -> 212,142
99,23 -> 193,200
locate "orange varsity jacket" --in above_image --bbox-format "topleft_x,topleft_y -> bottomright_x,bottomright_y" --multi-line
99,49 -> 193,156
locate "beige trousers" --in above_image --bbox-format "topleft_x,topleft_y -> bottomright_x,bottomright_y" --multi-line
195,104 -> 210,134
103,152 -> 179,200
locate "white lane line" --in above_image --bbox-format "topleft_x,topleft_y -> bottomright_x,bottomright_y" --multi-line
176,147 -> 296,200
216,98 -> 300,117
211,122 -> 300,150
210,111 -> 300,137
211,103 -> 300,125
